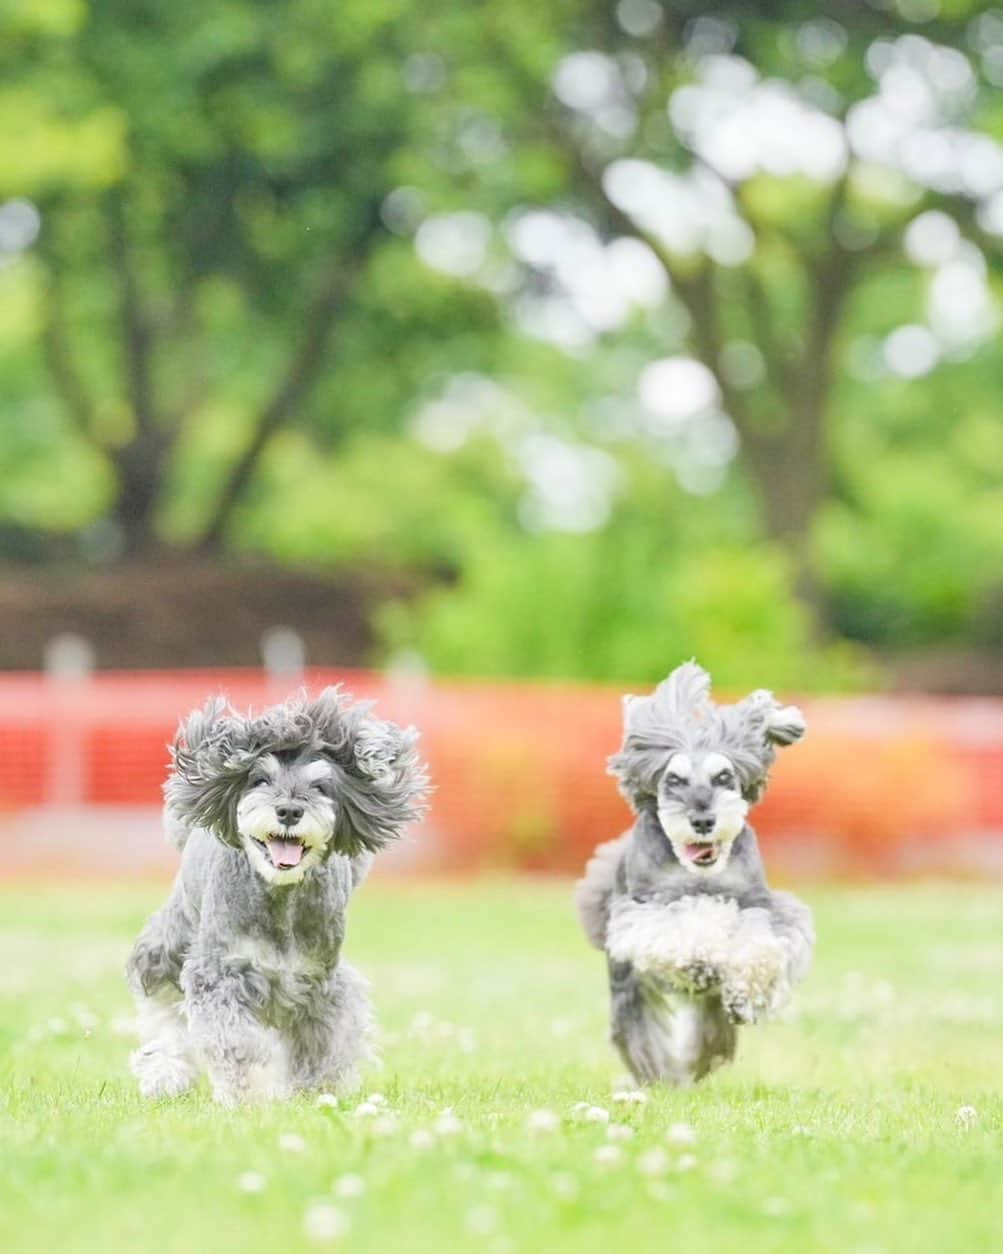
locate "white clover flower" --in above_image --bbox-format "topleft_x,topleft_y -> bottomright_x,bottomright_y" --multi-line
435,1109 -> 463,1137
762,1196 -> 789,1218
955,1105 -> 979,1129
465,1206 -> 498,1235
612,1089 -> 648,1105
676,1154 -> 698,1172
710,1159 -> 739,1185
365,1092 -> 388,1107
237,1171 -> 267,1194
303,1202 -> 350,1242
607,1123 -> 635,1142
485,1171 -> 513,1192
527,1108 -> 560,1133
582,1105 -> 610,1124
315,1093 -> 339,1109
354,1101 -> 380,1118
594,1144 -> 624,1167
550,1172 -> 579,1200
637,1148 -> 670,1176
666,1122 -> 697,1147
790,1124 -> 812,1137
47,1017 -> 68,1036
278,1133 -> 307,1154
371,1113 -> 400,1137
410,1128 -> 437,1149
334,1173 -> 366,1199
71,1005 -> 99,1033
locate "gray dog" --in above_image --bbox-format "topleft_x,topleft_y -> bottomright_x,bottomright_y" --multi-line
127,687 -> 428,1106
576,661 -> 814,1086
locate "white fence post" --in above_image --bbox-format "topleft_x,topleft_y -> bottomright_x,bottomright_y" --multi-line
43,633 -> 95,807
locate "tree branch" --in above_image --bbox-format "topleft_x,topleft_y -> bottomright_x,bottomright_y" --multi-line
40,267 -> 104,451
107,189 -> 159,434
194,208 -> 385,551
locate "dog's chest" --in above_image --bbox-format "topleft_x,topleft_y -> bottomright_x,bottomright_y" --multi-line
229,936 -> 330,979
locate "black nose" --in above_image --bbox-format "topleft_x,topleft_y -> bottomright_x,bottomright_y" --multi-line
690,816 -> 715,836
275,804 -> 304,826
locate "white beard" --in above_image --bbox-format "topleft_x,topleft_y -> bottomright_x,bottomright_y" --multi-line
657,793 -> 749,878
235,794 -> 334,885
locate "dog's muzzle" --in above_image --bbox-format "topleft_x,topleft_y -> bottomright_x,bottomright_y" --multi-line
256,836 -> 307,870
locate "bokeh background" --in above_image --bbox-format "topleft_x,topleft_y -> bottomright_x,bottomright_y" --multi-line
2,0 -> 1003,877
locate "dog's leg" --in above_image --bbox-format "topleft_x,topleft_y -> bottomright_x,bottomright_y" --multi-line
130,988 -> 199,1099
766,890 -> 815,984
289,962 -> 375,1095
609,958 -> 736,1086
127,913 -> 198,1100
182,959 -> 288,1107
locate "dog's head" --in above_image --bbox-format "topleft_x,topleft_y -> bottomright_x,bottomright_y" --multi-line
165,687 -> 429,885
608,661 -> 805,877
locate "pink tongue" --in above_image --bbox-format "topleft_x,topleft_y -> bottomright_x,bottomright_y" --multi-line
686,844 -> 715,864
267,839 -> 304,868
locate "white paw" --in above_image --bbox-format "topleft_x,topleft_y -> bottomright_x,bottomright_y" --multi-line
667,957 -> 724,995
210,1058 -> 291,1106
131,1045 -> 197,1099
720,939 -> 789,1024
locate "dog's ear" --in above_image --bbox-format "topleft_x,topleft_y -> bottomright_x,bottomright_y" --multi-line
164,697 -> 254,846
309,688 -> 430,856
608,661 -> 711,809
738,690 -> 806,749
723,689 -> 805,802
765,703 -> 806,747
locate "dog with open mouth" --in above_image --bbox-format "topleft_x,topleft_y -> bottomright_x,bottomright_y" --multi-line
127,687 -> 428,1106
576,661 -> 814,1086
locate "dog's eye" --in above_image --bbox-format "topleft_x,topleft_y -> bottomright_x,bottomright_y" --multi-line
250,776 -> 269,789
664,773 -> 685,788
713,771 -> 734,787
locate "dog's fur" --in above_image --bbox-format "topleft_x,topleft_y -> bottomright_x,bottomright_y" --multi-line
576,661 -> 814,1086
127,687 -> 428,1106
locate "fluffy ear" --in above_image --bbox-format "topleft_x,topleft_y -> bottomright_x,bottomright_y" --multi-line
722,689 -> 805,802
608,661 -> 712,808
766,703 -> 806,747
164,698 -> 254,846
308,689 -> 430,856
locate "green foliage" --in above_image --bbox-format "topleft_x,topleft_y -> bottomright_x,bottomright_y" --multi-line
379,453 -> 866,691
0,0 -> 1002,687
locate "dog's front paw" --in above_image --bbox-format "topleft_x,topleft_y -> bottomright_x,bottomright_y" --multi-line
720,938 -> 789,1024
667,957 -> 724,996
131,1045 -> 197,1100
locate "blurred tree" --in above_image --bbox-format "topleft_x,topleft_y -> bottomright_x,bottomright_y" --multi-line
0,0 -> 1001,686
0,0 -> 499,557
406,0 -> 1003,619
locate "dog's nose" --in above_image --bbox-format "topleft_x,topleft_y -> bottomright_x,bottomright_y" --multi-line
690,816 -> 715,836
275,804 -> 304,826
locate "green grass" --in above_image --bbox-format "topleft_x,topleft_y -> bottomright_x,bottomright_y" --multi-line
1,880 -> 1000,1254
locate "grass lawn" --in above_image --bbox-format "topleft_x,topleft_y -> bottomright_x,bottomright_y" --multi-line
1,878 -> 1000,1254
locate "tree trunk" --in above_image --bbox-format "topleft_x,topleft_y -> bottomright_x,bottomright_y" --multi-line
111,430 -> 171,556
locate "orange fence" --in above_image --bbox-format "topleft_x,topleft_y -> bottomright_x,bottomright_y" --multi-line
1,668 -> 1002,877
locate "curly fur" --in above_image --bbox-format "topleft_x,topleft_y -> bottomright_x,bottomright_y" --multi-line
127,686 -> 429,1105
577,660 -> 813,1087
608,659 -> 805,806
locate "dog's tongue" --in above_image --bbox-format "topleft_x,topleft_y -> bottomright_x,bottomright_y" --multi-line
267,839 -> 304,869
685,843 -> 716,865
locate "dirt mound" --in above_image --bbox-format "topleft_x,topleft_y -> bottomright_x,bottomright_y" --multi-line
0,558 -> 415,670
